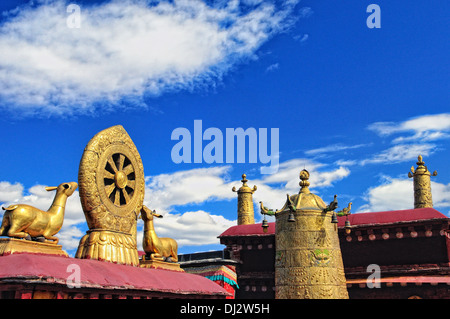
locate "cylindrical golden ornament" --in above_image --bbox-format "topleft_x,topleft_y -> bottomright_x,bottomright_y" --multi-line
408,155 -> 437,209
232,174 -> 257,225
274,170 -> 348,299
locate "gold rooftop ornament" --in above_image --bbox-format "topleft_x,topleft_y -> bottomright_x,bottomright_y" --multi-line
232,174 -> 257,225
139,206 -> 182,271
408,155 -> 438,209
260,169 -> 349,299
76,125 -> 145,266
0,182 -> 77,257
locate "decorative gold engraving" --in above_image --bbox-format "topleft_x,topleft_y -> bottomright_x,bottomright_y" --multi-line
408,155 -> 437,208
232,174 -> 257,225
76,125 -> 145,266
76,229 -> 139,265
263,169 -> 349,299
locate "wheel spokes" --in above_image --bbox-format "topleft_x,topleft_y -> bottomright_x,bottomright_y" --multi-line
122,164 -> 134,176
104,171 -> 115,180
127,179 -> 136,190
104,153 -> 136,207
114,188 -> 121,206
122,188 -> 131,204
105,183 -> 116,197
117,154 -> 125,171
107,156 -> 118,173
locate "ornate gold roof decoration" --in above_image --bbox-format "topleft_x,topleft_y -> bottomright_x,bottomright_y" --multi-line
76,125 -> 145,266
260,169 -> 327,216
299,169 -> 311,193
232,174 -> 257,225
139,205 -> 183,271
259,169 -> 349,299
0,182 -> 77,257
232,174 -> 257,194
408,155 -> 437,209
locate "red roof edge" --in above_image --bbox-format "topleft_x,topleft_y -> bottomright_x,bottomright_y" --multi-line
337,207 -> 448,227
219,222 -> 275,237
219,208 -> 449,237
0,253 -> 230,297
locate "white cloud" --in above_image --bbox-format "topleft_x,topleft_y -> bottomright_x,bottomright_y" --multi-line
252,158 -> 351,210
358,177 -> 413,213
137,210 -> 235,248
56,226 -> 85,251
265,63 -> 279,72
330,114 -> 447,168
359,143 -> 436,166
358,176 -> 450,215
431,182 -> 450,209
298,6 -> 313,18
368,113 -> 450,143
144,166 -> 235,214
335,159 -> 357,166
0,182 -> 24,202
293,33 -> 308,43
305,143 -> 371,156
141,158 -> 351,245
142,166 -> 237,247
0,0 -> 300,116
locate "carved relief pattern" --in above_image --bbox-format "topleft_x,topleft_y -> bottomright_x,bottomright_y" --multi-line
78,125 -> 145,234
409,156 -> 437,209
414,175 -> 433,208
275,209 -> 348,299
75,230 -> 139,266
237,192 -> 255,225
76,125 -> 144,266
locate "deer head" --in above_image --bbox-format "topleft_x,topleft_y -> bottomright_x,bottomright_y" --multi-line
140,205 -> 163,221
45,182 -> 78,197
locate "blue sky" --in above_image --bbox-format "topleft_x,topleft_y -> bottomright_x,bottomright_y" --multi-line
0,0 -> 449,256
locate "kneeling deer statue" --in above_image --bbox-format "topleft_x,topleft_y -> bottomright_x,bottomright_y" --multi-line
0,182 -> 78,244
140,205 -> 178,263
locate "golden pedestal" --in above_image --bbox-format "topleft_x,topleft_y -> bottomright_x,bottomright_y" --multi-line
0,238 -> 68,257
75,230 -> 139,266
139,256 -> 184,272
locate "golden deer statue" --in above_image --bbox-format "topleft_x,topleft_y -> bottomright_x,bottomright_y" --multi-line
140,205 -> 178,263
0,182 -> 78,244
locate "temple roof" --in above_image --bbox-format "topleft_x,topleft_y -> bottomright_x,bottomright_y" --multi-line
337,207 -> 448,228
259,169 -> 328,216
0,253 -> 230,297
219,207 -> 448,237
219,221 -> 276,237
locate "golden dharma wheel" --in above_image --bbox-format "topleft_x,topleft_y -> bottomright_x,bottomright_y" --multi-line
78,125 -> 145,235
97,144 -> 142,215
76,125 -> 144,266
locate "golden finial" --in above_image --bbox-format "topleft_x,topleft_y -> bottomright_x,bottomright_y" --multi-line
299,169 -> 310,193
417,155 -> 424,165
232,174 -> 257,193
241,174 -> 248,186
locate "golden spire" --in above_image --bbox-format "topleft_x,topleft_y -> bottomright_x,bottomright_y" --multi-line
408,155 -> 437,208
232,174 -> 257,225
299,169 -> 310,194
